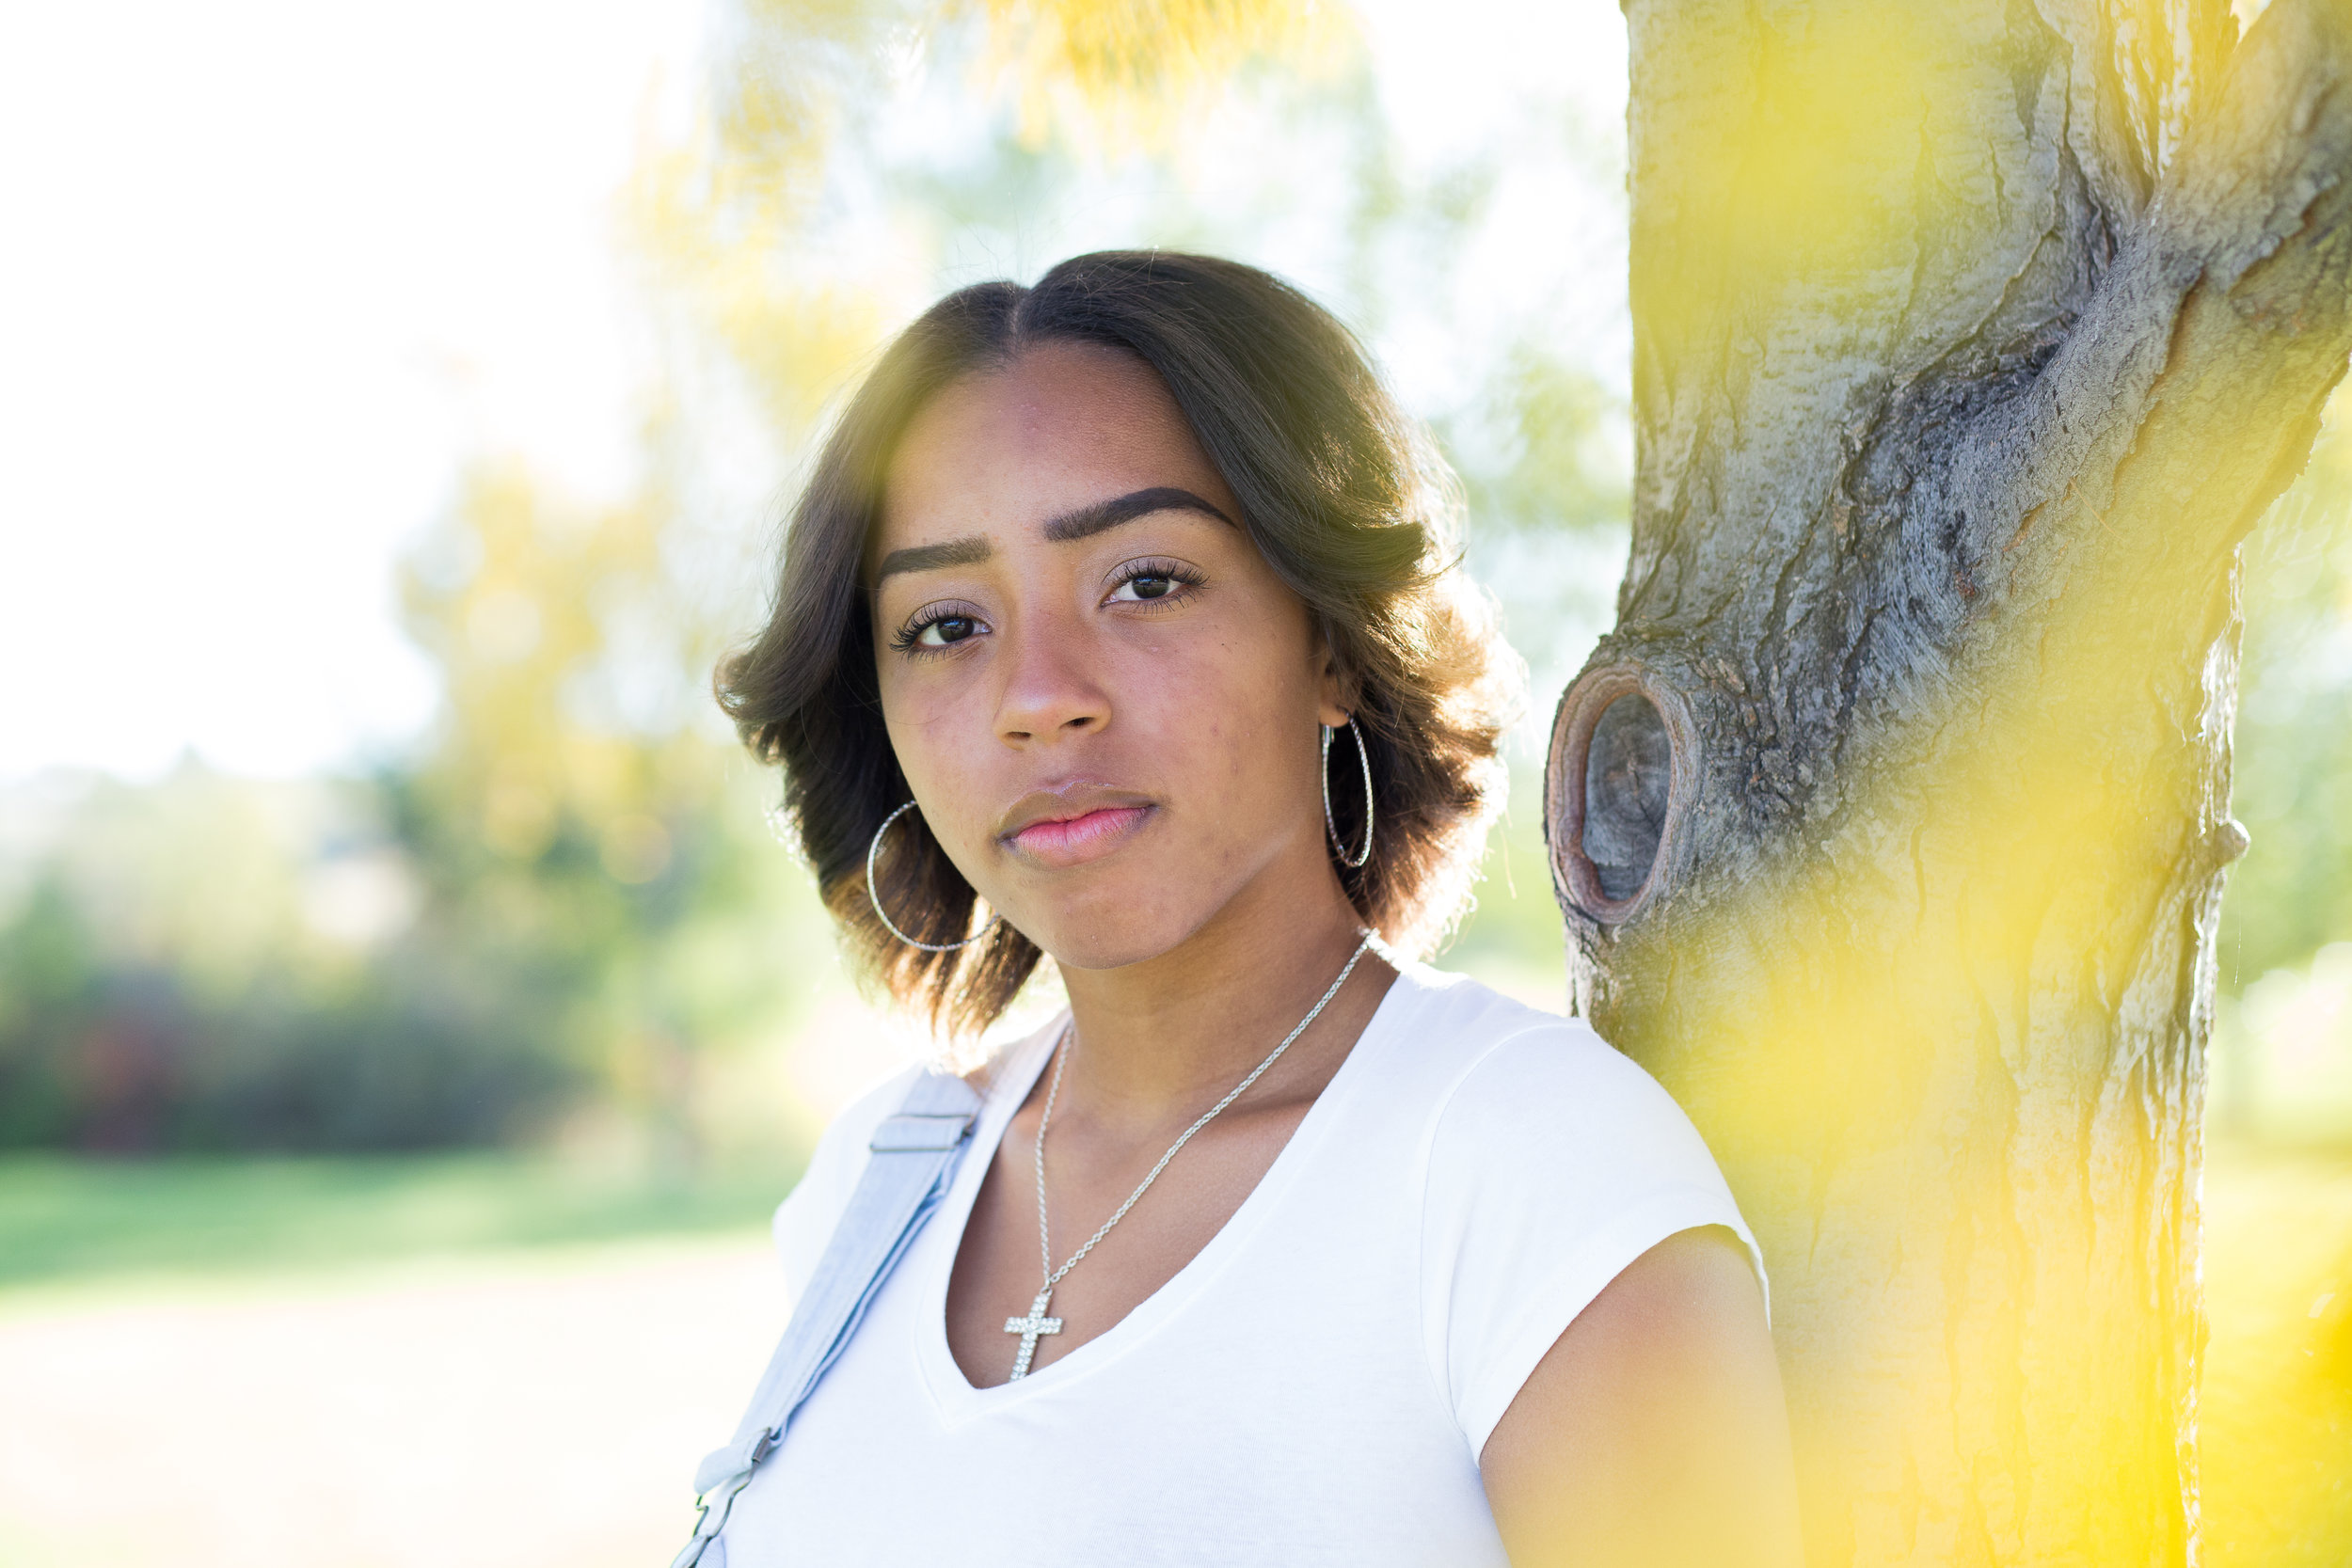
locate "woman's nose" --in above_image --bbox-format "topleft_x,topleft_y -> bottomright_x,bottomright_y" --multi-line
993,619 -> 1108,744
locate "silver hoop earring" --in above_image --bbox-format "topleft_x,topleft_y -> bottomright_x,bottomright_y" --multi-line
866,800 -> 1002,952
1321,718 -> 1375,870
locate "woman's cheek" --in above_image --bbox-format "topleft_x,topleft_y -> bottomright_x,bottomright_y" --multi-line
884,694 -> 974,812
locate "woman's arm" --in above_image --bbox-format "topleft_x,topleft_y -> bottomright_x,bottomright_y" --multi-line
1480,1227 -> 1802,1568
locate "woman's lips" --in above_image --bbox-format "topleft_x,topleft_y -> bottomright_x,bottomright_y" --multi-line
1006,804 -> 1153,865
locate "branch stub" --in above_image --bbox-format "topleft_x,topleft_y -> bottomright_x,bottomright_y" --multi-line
1545,662 -> 1700,927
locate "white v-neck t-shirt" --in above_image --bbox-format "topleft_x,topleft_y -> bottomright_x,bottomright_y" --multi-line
719,962 -> 1761,1566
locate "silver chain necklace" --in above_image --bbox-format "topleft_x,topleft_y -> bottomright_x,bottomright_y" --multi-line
1001,930 -> 1377,1380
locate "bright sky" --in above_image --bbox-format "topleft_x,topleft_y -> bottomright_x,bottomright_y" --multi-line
0,0 -> 1625,784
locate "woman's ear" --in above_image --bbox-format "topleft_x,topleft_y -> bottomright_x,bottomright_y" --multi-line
1315,634 -> 1353,729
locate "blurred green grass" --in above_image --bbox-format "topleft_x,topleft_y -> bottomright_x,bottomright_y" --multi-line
0,1117 -> 2343,1567
0,1150 -> 802,1293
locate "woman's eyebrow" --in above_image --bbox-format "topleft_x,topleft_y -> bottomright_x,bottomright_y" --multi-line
1041,486 -> 1235,542
873,536 -> 991,583
874,487 -> 1237,583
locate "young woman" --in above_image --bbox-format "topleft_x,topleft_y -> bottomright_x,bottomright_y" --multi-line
704,251 -> 1798,1566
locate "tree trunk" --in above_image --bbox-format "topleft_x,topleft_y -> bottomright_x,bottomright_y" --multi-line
1544,2 -> 2352,1563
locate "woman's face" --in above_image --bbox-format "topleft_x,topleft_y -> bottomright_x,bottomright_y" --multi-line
868,341 -> 1349,972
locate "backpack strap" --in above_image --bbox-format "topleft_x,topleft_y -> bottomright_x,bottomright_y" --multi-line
671,1068 -> 985,1568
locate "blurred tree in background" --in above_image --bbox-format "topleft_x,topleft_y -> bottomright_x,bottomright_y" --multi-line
0,449 -> 829,1152
2228,411 -> 2352,982
2217,397 -> 2352,1138
2,0 -> 2348,1156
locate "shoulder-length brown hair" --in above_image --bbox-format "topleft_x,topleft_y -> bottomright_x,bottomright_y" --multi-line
718,250 -> 1520,1035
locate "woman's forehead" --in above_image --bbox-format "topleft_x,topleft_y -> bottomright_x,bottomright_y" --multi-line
872,342 -> 1240,560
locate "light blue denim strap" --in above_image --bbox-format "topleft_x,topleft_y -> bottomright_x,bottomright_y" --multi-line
671,1069 -> 984,1568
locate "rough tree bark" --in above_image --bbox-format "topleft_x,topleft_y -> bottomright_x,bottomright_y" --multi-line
1543,2 -> 2352,1563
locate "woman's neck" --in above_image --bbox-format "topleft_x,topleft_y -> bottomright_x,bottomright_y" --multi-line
1049,863 -> 1394,1135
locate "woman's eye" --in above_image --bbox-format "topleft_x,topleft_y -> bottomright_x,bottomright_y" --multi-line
1107,562 -> 1198,604
891,608 -> 988,654
916,616 -> 979,647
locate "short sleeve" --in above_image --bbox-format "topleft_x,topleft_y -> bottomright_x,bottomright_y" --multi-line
1418,1021 -> 1764,1460
771,1065 -> 924,1303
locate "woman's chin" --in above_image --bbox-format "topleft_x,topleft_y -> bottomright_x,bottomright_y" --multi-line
1022,911 -> 1206,976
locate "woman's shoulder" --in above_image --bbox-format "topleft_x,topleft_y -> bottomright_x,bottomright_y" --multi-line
1386,959 -> 1760,1291
1380,962 -> 1671,1125
1384,962 -> 1735,1196
1389,964 -> 1765,1451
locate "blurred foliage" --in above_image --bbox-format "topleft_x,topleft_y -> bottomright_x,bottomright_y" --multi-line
2225,393 -> 2352,987
2207,388 -> 2352,1144
975,0 -> 1349,150
0,449 -> 831,1152
389,456 -> 821,1138
0,768 -> 561,1151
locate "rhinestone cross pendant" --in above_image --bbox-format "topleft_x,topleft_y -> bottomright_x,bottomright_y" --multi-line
1003,1288 -> 1064,1380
